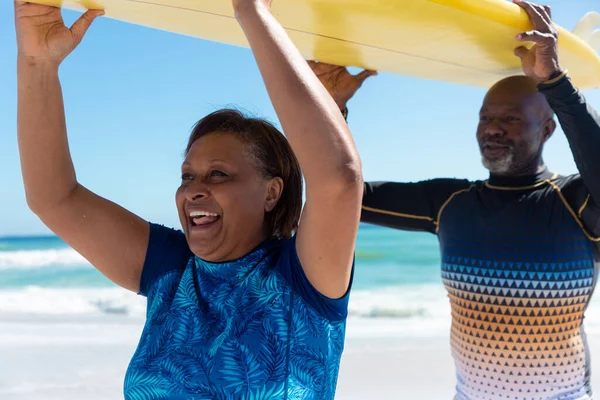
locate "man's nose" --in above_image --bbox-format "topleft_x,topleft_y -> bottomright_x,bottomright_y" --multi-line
484,119 -> 506,137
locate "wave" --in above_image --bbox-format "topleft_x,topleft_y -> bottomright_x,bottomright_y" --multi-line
0,284 -> 454,339
348,284 -> 450,319
0,249 -> 89,270
0,284 -> 451,319
0,287 -> 146,317
3,284 -> 600,338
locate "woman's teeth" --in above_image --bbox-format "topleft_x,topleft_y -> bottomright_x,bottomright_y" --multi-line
189,211 -> 220,226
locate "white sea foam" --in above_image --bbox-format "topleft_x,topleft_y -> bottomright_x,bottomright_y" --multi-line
0,284 -> 450,319
348,284 -> 449,319
0,249 -> 89,269
1,282 -> 599,339
0,287 -> 146,317
0,283 -> 448,319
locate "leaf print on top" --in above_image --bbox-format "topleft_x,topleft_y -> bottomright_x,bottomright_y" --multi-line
221,340 -> 266,393
124,370 -> 169,400
258,320 -> 287,383
293,294 -> 327,340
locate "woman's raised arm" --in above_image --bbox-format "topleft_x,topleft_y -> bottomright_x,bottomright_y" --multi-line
234,0 -> 363,298
15,1 -> 150,293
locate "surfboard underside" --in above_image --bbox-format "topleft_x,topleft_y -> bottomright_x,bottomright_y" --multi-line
28,0 -> 600,89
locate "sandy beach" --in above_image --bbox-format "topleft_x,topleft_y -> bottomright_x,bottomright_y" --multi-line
0,314 -> 454,400
2,313 -> 600,400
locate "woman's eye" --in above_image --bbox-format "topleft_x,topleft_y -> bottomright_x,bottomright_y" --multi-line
210,170 -> 227,177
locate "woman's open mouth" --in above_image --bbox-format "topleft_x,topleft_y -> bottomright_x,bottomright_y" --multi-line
189,211 -> 221,230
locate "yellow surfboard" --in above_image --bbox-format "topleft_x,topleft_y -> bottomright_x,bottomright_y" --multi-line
30,0 -> 600,89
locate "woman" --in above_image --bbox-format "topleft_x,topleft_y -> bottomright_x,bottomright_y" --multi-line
14,0 -> 362,398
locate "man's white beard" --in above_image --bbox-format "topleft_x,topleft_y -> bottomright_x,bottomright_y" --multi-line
482,149 -> 515,175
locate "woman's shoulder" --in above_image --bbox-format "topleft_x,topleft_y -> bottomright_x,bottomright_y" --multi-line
265,235 -> 351,323
146,223 -> 192,261
139,223 -> 193,297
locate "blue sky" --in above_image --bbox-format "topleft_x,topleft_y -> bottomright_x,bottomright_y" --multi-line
1,1 -> 599,236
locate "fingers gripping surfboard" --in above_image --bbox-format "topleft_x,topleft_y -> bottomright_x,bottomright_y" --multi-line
29,0 -> 600,89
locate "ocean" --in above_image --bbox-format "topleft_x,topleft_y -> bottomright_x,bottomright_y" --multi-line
2,224 -> 600,339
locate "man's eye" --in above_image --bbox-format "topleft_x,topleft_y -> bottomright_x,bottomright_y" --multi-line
505,116 -> 521,122
210,170 -> 227,177
181,173 -> 194,181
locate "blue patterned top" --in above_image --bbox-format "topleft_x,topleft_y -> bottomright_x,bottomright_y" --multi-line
124,223 -> 352,400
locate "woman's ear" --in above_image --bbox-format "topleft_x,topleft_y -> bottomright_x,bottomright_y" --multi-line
265,177 -> 284,212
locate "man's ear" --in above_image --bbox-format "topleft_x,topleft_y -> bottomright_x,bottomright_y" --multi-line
542,117 -> 557,144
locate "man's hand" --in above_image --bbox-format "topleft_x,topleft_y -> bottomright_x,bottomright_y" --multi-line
513,0 -> 563,83
308,61 -> 377,111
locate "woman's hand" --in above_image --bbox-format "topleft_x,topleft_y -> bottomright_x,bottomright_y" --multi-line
232,0 -> 272,18
14,0 -> 103,66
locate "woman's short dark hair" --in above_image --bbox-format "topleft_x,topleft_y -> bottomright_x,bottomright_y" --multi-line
186,109 -> 303,239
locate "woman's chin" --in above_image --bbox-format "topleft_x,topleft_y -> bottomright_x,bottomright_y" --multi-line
187,236 -> 223,261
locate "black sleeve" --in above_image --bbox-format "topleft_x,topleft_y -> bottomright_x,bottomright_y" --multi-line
556,175 -> 600,240
539,76 -> 600,237
362,179 -> 473,234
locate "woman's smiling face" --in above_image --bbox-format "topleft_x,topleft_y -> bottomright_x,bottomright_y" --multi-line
176,132 -> 279,261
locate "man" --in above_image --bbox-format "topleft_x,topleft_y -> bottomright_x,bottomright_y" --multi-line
311,1 -> 600,399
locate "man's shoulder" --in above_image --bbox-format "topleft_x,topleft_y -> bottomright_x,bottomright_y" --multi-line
429,178 -> 485,194
550,173 -> 587,208
420,177 -> 483,189
552,172 -> 582,188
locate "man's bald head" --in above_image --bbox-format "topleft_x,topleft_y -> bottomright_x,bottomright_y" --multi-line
485,76 -> 554,121
477,75 -> 557,176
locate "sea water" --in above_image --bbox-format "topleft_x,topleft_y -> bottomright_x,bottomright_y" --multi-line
2,224 -> 599,338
